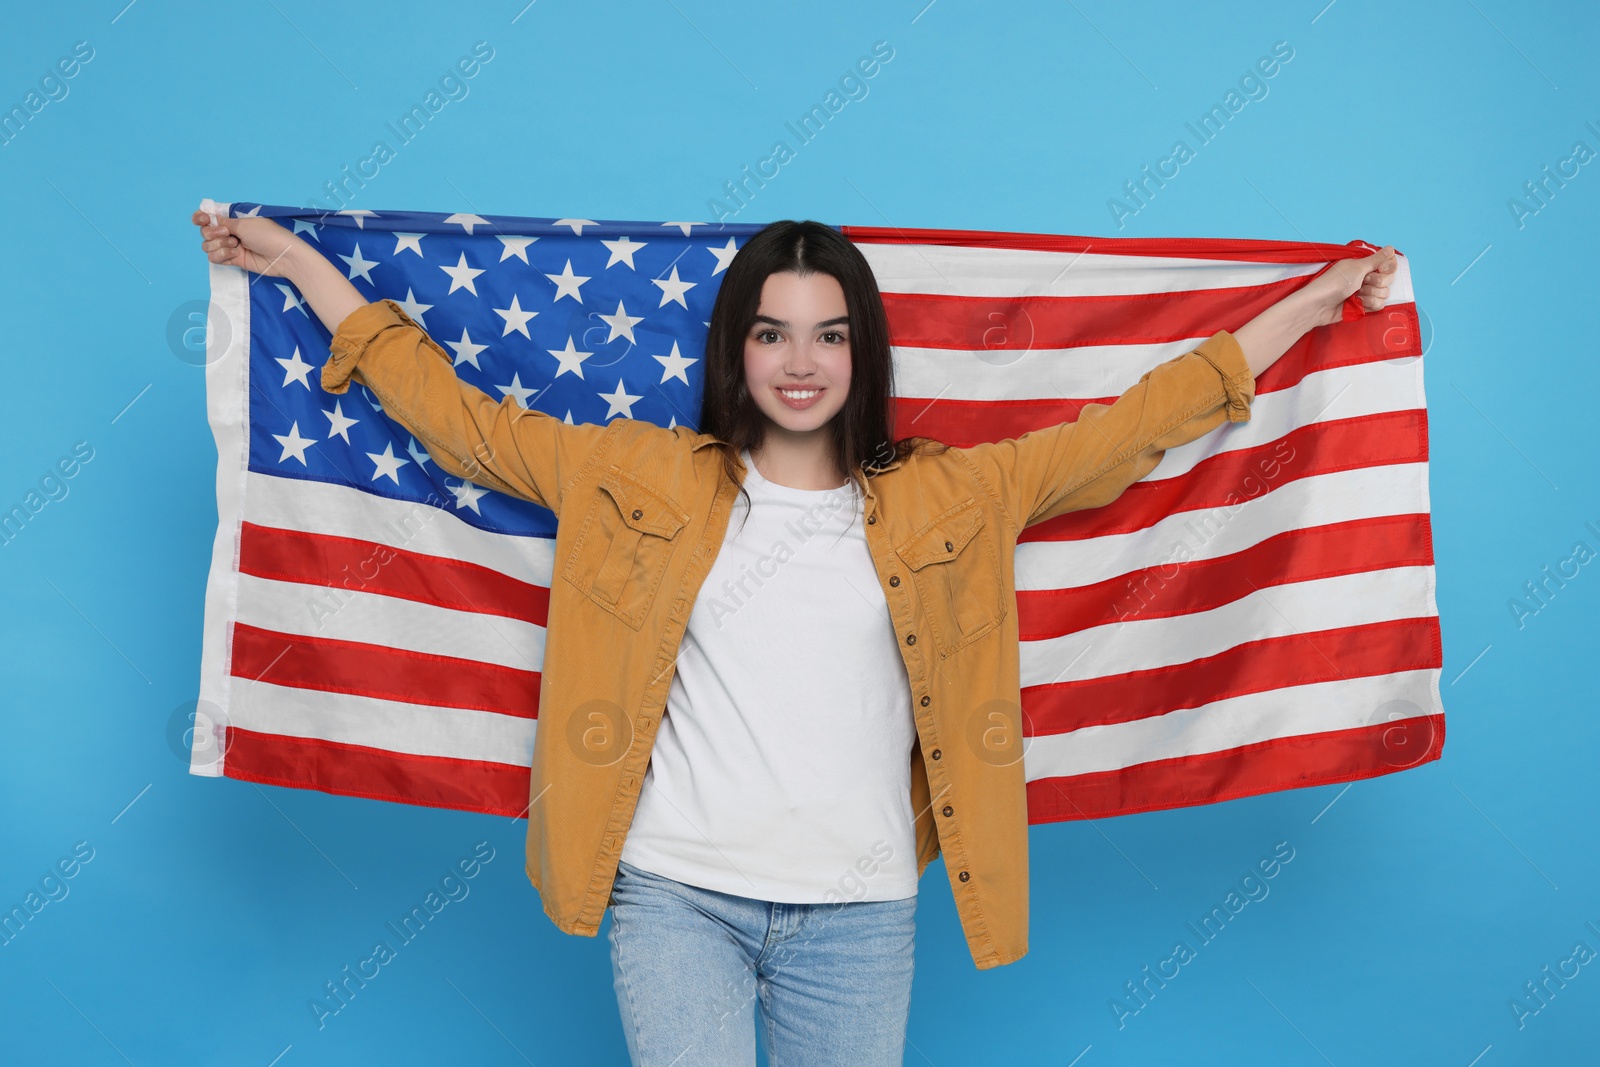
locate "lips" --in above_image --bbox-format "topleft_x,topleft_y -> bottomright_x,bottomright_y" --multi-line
775,386 -> 824,410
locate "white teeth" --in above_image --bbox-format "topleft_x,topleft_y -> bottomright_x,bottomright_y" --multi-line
778,388 -> 819,399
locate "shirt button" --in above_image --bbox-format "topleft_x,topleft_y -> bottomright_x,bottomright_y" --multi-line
959,870 -> 970,882
920,695 -> 930,707
889,575 -> 900,587
930,748 -> 941,760
944,540 -> 953,552
906,634 -> 916,645
867,515 -> 876,524
941,805 -> 953,817
631,509 -> 643,520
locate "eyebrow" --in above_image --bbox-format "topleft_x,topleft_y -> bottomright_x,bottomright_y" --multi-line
752,315 -> 850,329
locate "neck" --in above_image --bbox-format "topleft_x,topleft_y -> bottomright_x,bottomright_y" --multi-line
748,428 -> 847,490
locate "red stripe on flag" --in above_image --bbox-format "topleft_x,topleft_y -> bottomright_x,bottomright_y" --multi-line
843,225 -> 1384,264
222,727 -> 532,818
1024,713 -> 1445,824
239,522 -> 548,626
1026,616 -> 1443,736
882,279 -> 1301,352
1028,411 -> 1428,543
1020,515 -> 1436,639
229,622 -> 541,718
892,311 -> 1421,444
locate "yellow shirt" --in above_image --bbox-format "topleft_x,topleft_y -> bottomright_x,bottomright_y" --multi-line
322,297 -> 1256,969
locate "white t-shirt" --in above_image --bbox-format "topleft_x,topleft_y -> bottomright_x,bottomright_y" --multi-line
618,447 -> 920,903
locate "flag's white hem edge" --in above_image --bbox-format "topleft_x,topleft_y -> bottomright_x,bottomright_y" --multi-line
1409,265 -> 1447,732
194,200 -> 247,778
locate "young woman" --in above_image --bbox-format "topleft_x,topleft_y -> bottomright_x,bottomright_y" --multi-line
193,208 -> 1396,1065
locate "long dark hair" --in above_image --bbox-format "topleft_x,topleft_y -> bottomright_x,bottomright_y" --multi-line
698,220 -> 948,524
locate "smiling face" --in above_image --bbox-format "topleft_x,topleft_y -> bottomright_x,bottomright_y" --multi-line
742,270 -> 853,439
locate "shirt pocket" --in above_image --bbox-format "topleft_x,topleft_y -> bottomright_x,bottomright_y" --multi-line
895,498 -> 1007,657
561,465 -> 692,630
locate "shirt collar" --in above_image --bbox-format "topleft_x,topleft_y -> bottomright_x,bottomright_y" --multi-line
689,433 -> 904,475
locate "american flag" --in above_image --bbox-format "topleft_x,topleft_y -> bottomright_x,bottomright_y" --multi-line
192,200 -> 1444,822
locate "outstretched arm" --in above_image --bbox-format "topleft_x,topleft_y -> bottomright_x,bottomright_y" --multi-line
957,245 -> 1400,531
1235,245 -> 1398,378
192,208 -> 609,515
277,229 -> 369,339
193,207 -> 367,336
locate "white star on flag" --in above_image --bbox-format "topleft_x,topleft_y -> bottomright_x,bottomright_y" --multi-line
708,238 -> 739,274
546,260 -> 590,303
394,233 -> 426,257
497,236 -> 536,263
440,253 -> 486,295
599,378 -> 642,419
447,479 -> 491,514
599,301 -> 644,343
444,213 -> 489,235
276,283 -> 308,316
653,339 -> 697,385
494,372 -> 537,407
366,442 -> 410,484
547,337 -> 592,379
323,400 -> 359,443
446,328 -> 489,369
339,244 -> 379,283
652,265 -> 696,309
273,421 -> 315,464
602,236 -> 646,269
493,294 -> 538,338
405,437 -> 432,470
396,288 -> 434,327
275,346 -> 314,389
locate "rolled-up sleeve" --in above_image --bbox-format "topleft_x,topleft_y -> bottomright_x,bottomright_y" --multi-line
955,330 -> 1256,531
320,299 -> 611,516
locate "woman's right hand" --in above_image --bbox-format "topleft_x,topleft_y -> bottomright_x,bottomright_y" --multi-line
191,209 -> 307,279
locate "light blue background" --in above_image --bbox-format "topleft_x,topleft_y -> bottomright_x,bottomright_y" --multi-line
2,1 -> 1596,1063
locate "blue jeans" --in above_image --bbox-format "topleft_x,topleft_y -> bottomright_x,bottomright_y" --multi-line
606,859 -> 917,1066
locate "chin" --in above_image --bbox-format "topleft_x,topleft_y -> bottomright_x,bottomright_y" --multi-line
766,415 -> 831,434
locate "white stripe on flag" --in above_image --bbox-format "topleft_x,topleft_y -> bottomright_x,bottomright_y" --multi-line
242,471 -> 556,586
196,260 -> 252,777
1016,464 -> 1430,589
1020,566 -> 1437,687
1141,359 -> 1424,481
1023,668 -> 1439,779
858,242 -> 1415,304
858,244 -> 1328,297
227,676 -> 536,766
892,335 -> 1228,400
233,572 -> 547,671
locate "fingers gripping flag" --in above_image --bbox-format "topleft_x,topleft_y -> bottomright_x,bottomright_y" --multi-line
192,200 -> 1443,821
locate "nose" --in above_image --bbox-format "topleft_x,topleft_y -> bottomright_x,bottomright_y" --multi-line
784,341 -> 821,375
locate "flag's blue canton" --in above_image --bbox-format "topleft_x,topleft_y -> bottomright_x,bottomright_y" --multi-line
238,203 -> 773,538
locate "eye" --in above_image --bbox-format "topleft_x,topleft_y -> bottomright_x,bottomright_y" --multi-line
822,330 -> 847,344
755,328 -> 780,344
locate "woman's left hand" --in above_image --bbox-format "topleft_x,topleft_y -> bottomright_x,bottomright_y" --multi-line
1301,245 -> 1399,328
